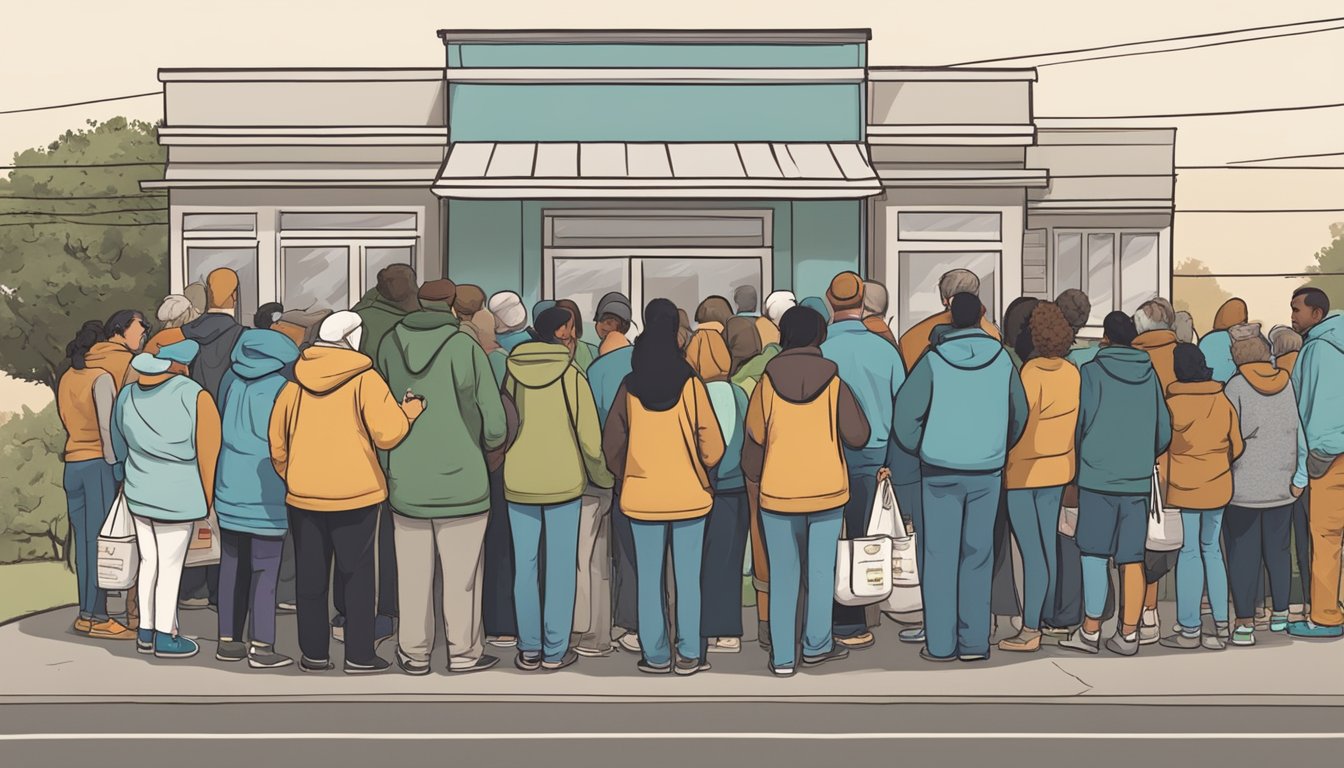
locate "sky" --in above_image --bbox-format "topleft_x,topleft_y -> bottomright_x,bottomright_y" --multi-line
2,0 -> 1342,408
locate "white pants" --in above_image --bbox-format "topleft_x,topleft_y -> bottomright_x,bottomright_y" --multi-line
132,516 -> 194,634
573,487 -> 614,651
392,513 -> 489,668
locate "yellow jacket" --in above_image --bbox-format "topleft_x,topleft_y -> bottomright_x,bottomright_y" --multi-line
269,346 -> 412,512
1134,330 -> 1179,396
1006,357 -> 1081,490
1165,380 -> 1244,510
898,309 -> 1001,372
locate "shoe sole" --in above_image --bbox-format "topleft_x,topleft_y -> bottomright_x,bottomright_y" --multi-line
897,633 -> 925,645
1104,642 -> 1138,657
486,639 -> 518,648
541,661 -> 576,671
215,653 -> 247,663
1057,643 -> 1099,655
154,649 -> 199,659
638,665 -> 672,675
706,646 -> 741,654
997,644 -> 1040,653
449,659 -> 500,674
834,637 -> 875,650
397,662 -> 432,676
248,658 -> 295,669
1138,635 -> 1160,646
299,661 -> 334,673
573,648 -> 613,658
959,655 -> 989,662
1230,639 -> 1255,647
136,644 -> 153,655
919,652 -> 957,663
88,633 -> 136,641
343,665 -> 389,675
674,666 -> 701,676
801,652 -> 849,667
769,668 -> 796,677
515,658 -> 542,672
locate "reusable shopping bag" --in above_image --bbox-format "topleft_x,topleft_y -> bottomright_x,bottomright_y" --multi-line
184,512 -> 221,568
1145,464 -> 1183,552
97,490 -> 138,590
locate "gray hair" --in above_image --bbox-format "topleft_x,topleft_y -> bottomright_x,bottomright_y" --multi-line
732,284 -> 758,314
939,269 -> 980,302
863,281 -> 889,317
1269,324 -> 1303,356
1133,297 -> 1175,333
1230,330 -> 1271,367
1173,311 -> 1196,343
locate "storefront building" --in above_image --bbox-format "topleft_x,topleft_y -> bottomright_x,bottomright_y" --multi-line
146,29 -> 1174,334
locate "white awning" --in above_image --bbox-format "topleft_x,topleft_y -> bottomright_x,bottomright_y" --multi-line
432,142 -> 883,199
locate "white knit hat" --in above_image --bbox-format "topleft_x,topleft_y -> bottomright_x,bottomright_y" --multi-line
156,294 -> 194,325
317,310 -> 363,351
489,291 -> 527,334
763,290 -> 797,326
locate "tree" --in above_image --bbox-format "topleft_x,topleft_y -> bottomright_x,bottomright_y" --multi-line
1302,223 -> 1344,308
0,118 -> 167,395
0,403 -> 67,563
1173,257 -> 1233,335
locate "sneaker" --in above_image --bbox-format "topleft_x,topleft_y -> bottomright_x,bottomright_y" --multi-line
1040,626 -> 1072,639
997,631 -> 1042,653
331,615 -> 346,644
1270,611 -> 1289,633
449,655 -> 499,674
343,656 -> 391,675
1203,624 -> 1230,651
215,639 -> 247,662
73,617 -> 94,635
637,658 -> 672,675
395,647 -> 431,676
919,647 -> 956,663
1231,626 -> 1256,647
87,618 -> 136,640
897,627 -> 926,644
757,620 -> 772,653
768,660 -> 796,677
153,632 -> 199,659
514,651 -> 542,671
541,650 -> 579,671
1105,632 -> 1139,657
574,645 -> 614,658
136,628 -> 154,655
833,631 -> 875,650
178,597 -> 210,610
802,646 -> 850,667
1288,620 -> 1343,638
299,655 -> 335,673
1059,628 -> 1101,655
247,644 -> 292,669
959,653 -> 989,663
617,633 -> 642,654
487,635 -> 519,648
374,614 -> 396,646
1158,631 -> 1202,650
674,655 -> 703,676
276,601 -> 297,614
1254,608 -> 1271,631
706,637 -> 741,654
1138,623 -> 1160,645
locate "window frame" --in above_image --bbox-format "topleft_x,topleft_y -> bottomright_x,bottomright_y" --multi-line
1053,228 -> 1163,321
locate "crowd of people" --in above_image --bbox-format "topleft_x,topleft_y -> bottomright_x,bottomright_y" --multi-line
53,261 -> 1344,676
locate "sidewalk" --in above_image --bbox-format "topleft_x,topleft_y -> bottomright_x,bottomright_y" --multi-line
3,603 -> 1340,706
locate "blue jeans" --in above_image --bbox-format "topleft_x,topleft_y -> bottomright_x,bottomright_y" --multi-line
1176,507 -> 1229,631
631,517 -> 706,666
834,472 -> 878,637
921,472 -> 1001,659
1006,486 -> 1063,631
509,500 -> 581,662
895,480 -> 925,583
63,460 -> 116,620
760,507 -> 843,668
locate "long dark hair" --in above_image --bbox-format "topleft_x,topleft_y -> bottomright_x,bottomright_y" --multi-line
103,309 -> 145,342
65,320 -> 107,370
628,298 -> 695,409
531,306 -> 573,344
779,306 -> 828,349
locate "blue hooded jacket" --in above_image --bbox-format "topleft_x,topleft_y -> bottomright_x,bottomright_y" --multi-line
588,345 -> 635,428
895,327 -> 1027,474
821,319 -> 907,476
1076,345 -> 1172,495
1198,330 -> 1237,383
1291,313 -> 1344,461
214,329 -> 300,537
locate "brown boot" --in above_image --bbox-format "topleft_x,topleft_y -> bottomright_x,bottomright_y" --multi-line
87,618 -> 136,640
998,630 -> 1042,652
73,617 -> 93,635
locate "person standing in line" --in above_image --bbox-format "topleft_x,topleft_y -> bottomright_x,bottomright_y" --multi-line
490,291 -> 532,354
999,302 -> 1080,652
503,307 -> 614,671
1060,312 -> 1169,657
798,296 -> 831,324
730,284 -> 778,348
585,292 -> 641,654
379,281 -> 508,674
253,302 -> 284,331
554,298 -> 600,375
1002,297 -> 1041,370
685,296 -> 733,376
860,280 -> 898,347
110,340 -> 220,660
146,294 -> 203,356
743,305 -> 870,676
453,284 -> 487,347
352,264 -> 420,360
268,311 -> 424,674
1271,324 -> 1303,374
604,299 -> 725,675
897,269 -> 1000,372
1198,297 -> 1249,383
1174,311 -> 1198,344
213,329 -> 300,669
1159,343 -> 1244,650
820,272 -> 905,652
57,321 -> 135,641
1222,325 -> 1304,645
1269,323 -> 1311,615
895,293 -> 1026,663
1059,289 -> 1098,368
1286,287 -> 1344,638
725,286 -> 766,375
733,291 -> 794,398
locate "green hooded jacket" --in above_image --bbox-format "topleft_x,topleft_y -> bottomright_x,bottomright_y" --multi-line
378,311 -> 507,518
730,342 -> 781,399
354,289 -> 410,376
503,341 -> 613,505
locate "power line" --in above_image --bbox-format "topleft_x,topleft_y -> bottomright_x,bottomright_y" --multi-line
1178,207 -> 1344,213
1230,150 -> 1344,165
0,161 -> 162,170
0,193 -> 166,200
0,91 -> 162,116
1175,272 -> 1344,278
1038,100 -> 1344,120
0,218 -> 165,228
947,14 -> 1344,66
1033,24 -> 1344,68
1177,165 -> 1344,171
0,207 -> 168,217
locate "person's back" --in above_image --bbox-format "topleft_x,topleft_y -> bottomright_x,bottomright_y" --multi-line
1132,299 -> 1179,396
1226,363 -> 1303,508
1006,356 -> 1081,489
821,313 -> 905,474
1165,372 -> 1242,511
352,264 -> 420,367
1292,311 -> 1344,460
588,345 -> 634,426
1198,298 -> 1248,383
181,269 -> 246,401
1076,346 -> 1169,495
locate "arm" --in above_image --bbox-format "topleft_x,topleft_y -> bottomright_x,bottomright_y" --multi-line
1294,381 -> 1309,490
361,373 -> 413,451
575,373 -> 614,489
741,376 -> 767,484
693,379 -> 726,469
92,373 -> 117,464
1006,366 -> 1029,449
110,389 -> 129,467
1226,401 -> 1245,462
893,358 -> 934,455
836,379 -> 871,450
1155,381 -> 1172,457
268,383 -> 296,479
601,382 -> 631,483
195,391 -> 222,512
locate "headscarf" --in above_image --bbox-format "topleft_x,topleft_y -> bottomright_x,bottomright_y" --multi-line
489,291 -> 527,333
469,308 -> 500,353
629,298 -> 695,409
317,310 -> 364,351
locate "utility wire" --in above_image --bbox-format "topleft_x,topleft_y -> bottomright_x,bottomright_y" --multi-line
1178,207 -> 1344,213
1230,150 -> 1344,165
1038,100 -> 1344,120
1176,165 -> 1344,170
1032,24 -> 1344,68
1,161 -> 162,170
0,207 -> 168,217
0,91 -> 163,116
0,218 -> 165,228
0,193 -> 166,200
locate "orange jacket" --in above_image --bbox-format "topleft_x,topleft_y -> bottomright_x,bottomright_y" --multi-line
1165,380 -> 1245,510
1005,358 -> 1081,490
898,309 -> 1001,372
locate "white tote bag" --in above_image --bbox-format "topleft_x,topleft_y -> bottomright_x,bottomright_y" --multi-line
869,478 -> 923,615
184,512 -> 221,568
1145,464 -> 1183,552
97,490 -> 138,590
835,535 -> 894,606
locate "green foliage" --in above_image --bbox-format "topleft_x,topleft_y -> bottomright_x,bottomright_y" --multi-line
0,403 -> 67,564
0,118 -> 168,392
1173,257 -> 1234,335
1303,223 -> 1344,309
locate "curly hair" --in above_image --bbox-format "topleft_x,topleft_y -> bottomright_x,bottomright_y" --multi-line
1029,301 -> 1075,359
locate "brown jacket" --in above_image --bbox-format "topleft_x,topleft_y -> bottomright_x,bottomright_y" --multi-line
1133,330 -> 1179,396
898,309 -> 1000,372
1165,380 -> 1245,510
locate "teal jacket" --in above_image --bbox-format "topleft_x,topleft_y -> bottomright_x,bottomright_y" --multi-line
497,329 -> 531,354
1291,313 -> 1344,460
587,345 -> 635,428
111,372 -> 209,523
1067,340 -> 1101,369
895,327 -> 1027,474
1076,346 -> 1172,495
378,311 -> 508,518
706,379 -> 749,491
821,319 -> 907,475
215,330 -> 299,537
1198,330 -> 1236,383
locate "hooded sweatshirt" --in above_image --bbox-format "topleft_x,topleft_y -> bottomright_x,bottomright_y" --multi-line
743,347 -> 870,514
85,341 -> 135,389
1133,329 -> 1179,396
731,343 -> 781,400
676,334 -> 747,491
1006,357 -> 1081,490
352,285 -> 417,372
268,346 -> 412,512
502,341 -> 613,505
379,311 -> 508,518
1225,362 -> 1307,507
588,340 -> 635,427
215,330 -> 300,536
895,328 -> 1027,474
182,312 -> 245,402
898,309 -> 1001,373
821,318 -> 907,476
1075,346 -> 1171,495
1290,313 -> 1344,462
1197,298 -> 1248,384
1165,380 -> 1244,510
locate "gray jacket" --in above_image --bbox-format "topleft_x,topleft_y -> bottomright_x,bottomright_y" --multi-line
1225,368 -> 1305,508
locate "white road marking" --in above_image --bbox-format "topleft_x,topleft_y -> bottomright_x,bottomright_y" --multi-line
0,732 -> 1342,741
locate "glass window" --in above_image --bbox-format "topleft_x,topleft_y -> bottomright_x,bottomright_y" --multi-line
550,215 -> 765,247
364,246 -> 414,294
1120,233 -> 1160,313
897,211 -> 1002,241
186,247 -> 258,321
1086,234 -> 1115,325
1055,233 -> 1082,295
640,258 -> 762,328
183,213 -> 255,234
553,257 -> 631,329
897,251 -> 999,332
280,212 -> 417,231
283,246 -> 349,312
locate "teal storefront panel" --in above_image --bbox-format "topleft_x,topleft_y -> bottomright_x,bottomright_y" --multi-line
445,200 -> 523,294
448,84 -> 862,142
448,43 -> 865,69
790,200 -> 862,298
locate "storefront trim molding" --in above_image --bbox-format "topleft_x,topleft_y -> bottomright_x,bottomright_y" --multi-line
443,68 -> 866,84
869,67 -> 1037,82
867,124 -> 1037,146
437,29 -> 872,44
158,126 -> 449,146
876,168 -> 1050,188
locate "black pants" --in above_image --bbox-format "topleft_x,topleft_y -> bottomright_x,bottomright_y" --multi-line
702,490 -> 750,638
611,492 -> 639,633
834,473 -> 878,637
332,503 -> 397,621
992,491 -> 1022,617
1048,533 -> 1115,627
1224,503 -> 1293,617
217,532 -> 251,639
290,504 -> 378,665
178,564 -> 220,604
1292,492 -> 1312,605
482,467 -> 518,637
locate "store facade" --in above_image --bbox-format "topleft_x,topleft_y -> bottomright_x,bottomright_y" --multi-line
147,29 -> 1174,333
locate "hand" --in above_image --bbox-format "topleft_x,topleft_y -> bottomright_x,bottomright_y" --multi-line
402,389 -> 426,421
876,467 -> 892,483
1291,485 -> 1304,498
